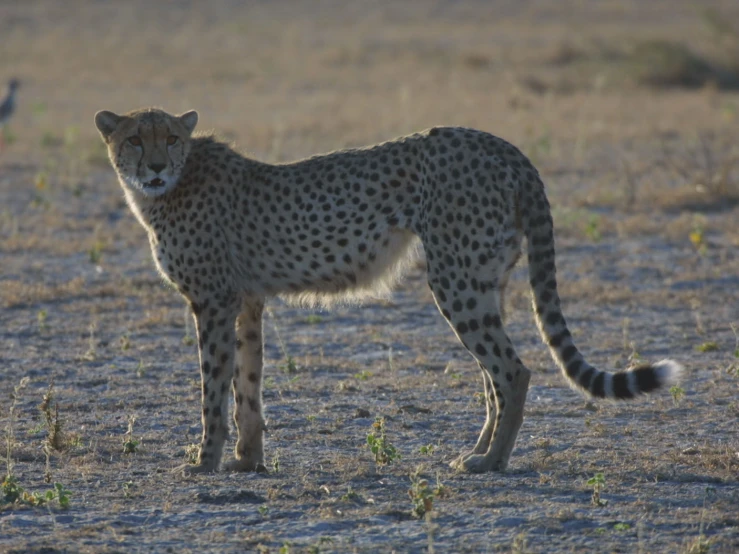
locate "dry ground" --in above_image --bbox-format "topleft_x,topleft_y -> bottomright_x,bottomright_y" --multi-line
1,1 -> 738,552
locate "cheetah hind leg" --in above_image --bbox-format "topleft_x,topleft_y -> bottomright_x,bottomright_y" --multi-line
451,360 -> 530,473
451,276 -> 515,465
454,363 -> 497,461
432,293 -> 530,473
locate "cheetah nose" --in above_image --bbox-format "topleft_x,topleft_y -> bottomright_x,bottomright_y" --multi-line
148,163 -> 166,174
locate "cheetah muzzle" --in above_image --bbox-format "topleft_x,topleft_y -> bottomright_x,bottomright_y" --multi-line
95,107 -> 683,476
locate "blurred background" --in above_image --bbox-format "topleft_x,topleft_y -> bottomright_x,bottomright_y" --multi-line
2,0 -> 739,162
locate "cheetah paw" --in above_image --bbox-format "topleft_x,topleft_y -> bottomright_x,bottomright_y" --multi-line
174,462 -> 218,476
450,453 -> 504,473
222,458 -> 268,473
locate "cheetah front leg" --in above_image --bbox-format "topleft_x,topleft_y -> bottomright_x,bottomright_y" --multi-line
178,300 -> 239,475
223,297 -> 268,473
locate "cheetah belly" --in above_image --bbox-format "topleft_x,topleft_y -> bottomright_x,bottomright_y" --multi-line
274,228 -> 419,307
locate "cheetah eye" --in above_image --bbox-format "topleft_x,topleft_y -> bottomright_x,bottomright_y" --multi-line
166,135 -> 178,146
127,136 -> 142,147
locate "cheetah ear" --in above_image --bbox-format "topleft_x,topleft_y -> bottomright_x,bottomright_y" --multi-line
94,110 -> 124,142
178,110 -> 199,135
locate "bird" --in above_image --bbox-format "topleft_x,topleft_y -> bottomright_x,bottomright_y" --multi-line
0,78 -> 20,152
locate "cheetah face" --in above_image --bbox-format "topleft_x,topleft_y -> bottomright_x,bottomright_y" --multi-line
94,108 -> 199,198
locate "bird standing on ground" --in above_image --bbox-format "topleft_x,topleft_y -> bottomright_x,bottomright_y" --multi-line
0,78 -> 20,152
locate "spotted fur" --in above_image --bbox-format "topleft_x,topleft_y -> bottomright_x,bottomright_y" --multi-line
95,107 -> 682,475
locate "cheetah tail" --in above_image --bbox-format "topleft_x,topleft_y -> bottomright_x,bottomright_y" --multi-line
522,180 -> 683,400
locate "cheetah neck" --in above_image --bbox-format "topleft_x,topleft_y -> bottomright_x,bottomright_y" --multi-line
120,179 -> 158,231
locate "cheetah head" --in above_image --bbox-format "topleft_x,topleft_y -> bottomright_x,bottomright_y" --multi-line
94,108 -> 198,198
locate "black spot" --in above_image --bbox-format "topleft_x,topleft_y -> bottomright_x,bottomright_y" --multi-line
578,367 -> 595,388
483,314 -> 502,328
567,359 -> 584,378
590,373 -> 605,398
561,345 -> 577,364
548,330 -> 571,348
612,372 -> 633,399
546,312 -> 561,326
633,364 -> 660,393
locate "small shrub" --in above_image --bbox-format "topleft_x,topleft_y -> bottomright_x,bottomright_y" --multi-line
366,417 -> 400,466
123,415 -> 140,454
696,341 -> 719,353
627,40 -> 714,89
408,470 -> 447,518
587,472 -> 608,507
670,385 -> 686,405
39,382 -> 67,452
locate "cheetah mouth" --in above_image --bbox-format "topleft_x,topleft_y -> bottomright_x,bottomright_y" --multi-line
144,178 -> 165,189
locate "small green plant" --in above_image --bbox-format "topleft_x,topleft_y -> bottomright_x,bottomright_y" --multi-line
40,382 -> 67,452
136,359 -> 147,378
670,385 -> 686,405
419,444 -> 435,455
37,309 -> 48,332
2,476 -> 71,509
340,487 -> 360,502
258,504 -> 269,516
123,415 -> 140,454
305,314 -> 323,324
689,217 -> 707,254
730,323 -> 739,358
307,537 -> 334,554
184,443 -> 199,464
695,341 -> 719,353
31,172 -> 50,208
408,469 -> 447,518
354,370 -> 371,381
82,322 -> 97,361
613,522 -> 631,532
88,241 -> 103,264
122,480 -> 136,499
2,474 -> 23,504
119,333 -> 131,351
584,214 -> 602,242
268,308 -> 298,374
279,355 -> 298,374
366,417 -> 400,466
587,472 -> 607,506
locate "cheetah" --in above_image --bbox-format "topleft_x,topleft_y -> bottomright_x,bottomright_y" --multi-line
94,107 -> 682,475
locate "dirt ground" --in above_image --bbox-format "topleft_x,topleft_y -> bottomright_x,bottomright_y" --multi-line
1,1 -> 738,552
